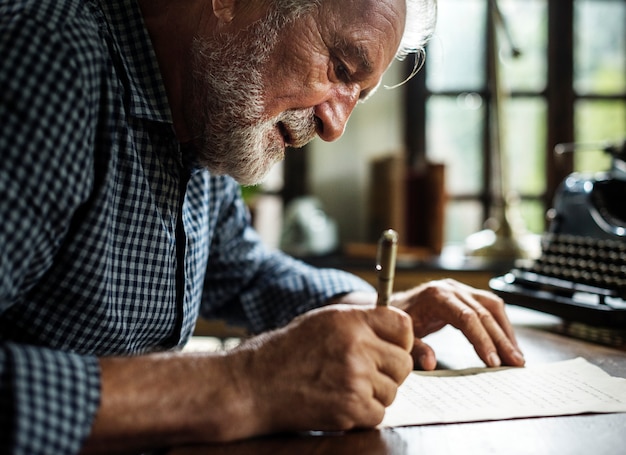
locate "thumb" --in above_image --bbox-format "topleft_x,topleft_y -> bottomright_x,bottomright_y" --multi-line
411,338 -> 437,371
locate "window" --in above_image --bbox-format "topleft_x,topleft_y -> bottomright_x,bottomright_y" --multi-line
406,0 -> 626,244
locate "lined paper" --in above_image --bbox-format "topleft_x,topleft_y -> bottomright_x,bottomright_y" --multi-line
382,357 -> 626,427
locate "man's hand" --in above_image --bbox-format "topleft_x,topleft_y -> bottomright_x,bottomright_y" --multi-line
83,304 -> 412,453
391,279 -> 525,371
226,304 -> 414,436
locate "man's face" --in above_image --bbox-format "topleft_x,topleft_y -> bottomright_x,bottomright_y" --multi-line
187,0 -> 405,185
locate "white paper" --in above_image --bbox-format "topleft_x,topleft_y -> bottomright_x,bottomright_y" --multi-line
382,357 -> 626,427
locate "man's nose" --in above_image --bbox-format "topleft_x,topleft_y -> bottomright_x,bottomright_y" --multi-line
314,84 -> 360,142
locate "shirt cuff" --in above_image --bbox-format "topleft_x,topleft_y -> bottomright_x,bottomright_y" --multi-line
2,342 -> 100,455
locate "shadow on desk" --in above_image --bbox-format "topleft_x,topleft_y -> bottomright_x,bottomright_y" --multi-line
172,414 -> 626,455
173,429 -> 407,455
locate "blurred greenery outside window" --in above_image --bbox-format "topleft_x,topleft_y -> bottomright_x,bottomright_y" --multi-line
421,0 -> 626,244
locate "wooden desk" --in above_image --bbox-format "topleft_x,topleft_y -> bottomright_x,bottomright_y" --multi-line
173,306 -> 626,455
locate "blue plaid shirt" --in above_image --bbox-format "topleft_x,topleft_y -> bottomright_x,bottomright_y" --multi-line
0,0 -> 373,453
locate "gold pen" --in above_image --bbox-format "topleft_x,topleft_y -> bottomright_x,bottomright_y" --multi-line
376,229 -> 398,306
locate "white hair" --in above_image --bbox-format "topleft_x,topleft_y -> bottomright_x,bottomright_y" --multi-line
272,0 -> 437,60
397,0 -> 437,60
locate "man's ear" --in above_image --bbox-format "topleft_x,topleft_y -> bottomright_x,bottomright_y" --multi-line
212,0 -> 236,23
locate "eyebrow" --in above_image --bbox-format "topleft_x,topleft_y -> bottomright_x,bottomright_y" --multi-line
333,37 -> 374,76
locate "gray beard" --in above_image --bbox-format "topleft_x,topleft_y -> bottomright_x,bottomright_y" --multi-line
187,12 -> 317,185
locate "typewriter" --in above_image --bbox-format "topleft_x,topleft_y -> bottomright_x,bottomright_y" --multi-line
490,140 -> 626,328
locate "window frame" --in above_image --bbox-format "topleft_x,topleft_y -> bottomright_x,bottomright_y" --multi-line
403,0 -> 626,238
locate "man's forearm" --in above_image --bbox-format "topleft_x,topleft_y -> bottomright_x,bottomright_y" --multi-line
82,303 -> 416,454
82,351 -> 255,454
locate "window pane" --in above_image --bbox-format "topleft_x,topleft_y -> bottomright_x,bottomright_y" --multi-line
426,95 -> 484,195
445,201 -> 484,243
499,0 -> 548,92
426,0 -> 486,91
574,0 -> 626,94
504,98 -> 547,195
574,100 -> 626,173
519,200 -> 545,234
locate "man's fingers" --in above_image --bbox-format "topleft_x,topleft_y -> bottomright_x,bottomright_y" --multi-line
372,371 -> 401,407
442,295 -> 524,367
434,292 -> 506,367
364,306 -> 414,352
373,341 -> 413,384
452,281 -> 521,347
411,338 -> 437,371
363,307 -> 414,400
453,305 -> 502,367
474,289 -> 522,351
470,305 -> 524,367
394,279 -> 526,370
460,291 -> 525,366
418,280 -> 524,367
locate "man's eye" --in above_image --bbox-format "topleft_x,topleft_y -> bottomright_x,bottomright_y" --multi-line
335,61 -> 351,81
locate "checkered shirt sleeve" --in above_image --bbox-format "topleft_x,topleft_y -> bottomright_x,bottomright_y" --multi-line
1,2 -> 102,454
201,178 -> 375,334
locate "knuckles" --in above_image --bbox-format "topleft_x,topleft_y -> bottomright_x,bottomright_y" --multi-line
457,307 -> 480,325
417,280 -> 450,301
330,393 -> 385,430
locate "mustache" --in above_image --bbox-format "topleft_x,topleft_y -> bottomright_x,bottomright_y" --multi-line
277,108 -> 317,148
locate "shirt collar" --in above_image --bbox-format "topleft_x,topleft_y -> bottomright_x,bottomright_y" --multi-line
97,0 -> 173,124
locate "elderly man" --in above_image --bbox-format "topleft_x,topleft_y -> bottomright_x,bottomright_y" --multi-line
0,0 -> 525,453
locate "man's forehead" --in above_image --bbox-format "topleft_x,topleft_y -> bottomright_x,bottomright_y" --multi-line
320,0 -> 405,69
